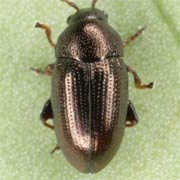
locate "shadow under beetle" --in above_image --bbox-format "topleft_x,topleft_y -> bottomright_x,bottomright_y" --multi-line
31,0 -> 153,173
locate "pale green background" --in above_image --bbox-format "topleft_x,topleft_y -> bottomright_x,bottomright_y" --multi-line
0,0 -> 180,180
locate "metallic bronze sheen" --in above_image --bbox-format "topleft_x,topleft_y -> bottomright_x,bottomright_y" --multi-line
51,9 -> 128,173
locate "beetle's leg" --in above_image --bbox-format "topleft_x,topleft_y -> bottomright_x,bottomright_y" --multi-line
127,65 -> 153,89
40,99 -> 54,130
126,100 -> 138,127
41,101 -> 61,153
35,22 -> 56,48
50,145 -> 61,154
30,63 -> 54,76
122,26 -> 146,47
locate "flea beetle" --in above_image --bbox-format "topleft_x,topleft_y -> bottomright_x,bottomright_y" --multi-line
31,0 -> 153,173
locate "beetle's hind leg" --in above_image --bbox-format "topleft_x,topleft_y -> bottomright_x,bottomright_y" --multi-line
40,99 -> 61,153
35,22 -> 56,48
40,99 -> 54,130
123,26 -> 146,47
50,145 -> 60,154
30,63 -> 54,76
127,65 -> 154,89
126,100 -> 138,127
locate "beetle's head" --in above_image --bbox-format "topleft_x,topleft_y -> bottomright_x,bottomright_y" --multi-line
62,0 -> 108,24
67,8 -> 108,24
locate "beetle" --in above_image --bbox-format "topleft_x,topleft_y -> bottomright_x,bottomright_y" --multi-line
31,0 -> 153,173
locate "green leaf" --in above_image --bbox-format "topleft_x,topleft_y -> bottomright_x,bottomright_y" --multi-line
0,0 -> 180,179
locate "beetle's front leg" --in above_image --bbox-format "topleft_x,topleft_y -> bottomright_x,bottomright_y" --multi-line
30,63 -> 54,76
35,22 -> 56,48
126,100 -> 138,127
123,26 -> 146,47
127,65 -> 153,89
31,22 -> 55,76
40,99 -> 54,129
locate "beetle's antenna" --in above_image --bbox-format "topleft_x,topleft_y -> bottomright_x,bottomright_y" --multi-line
61,0 -> 80,12
92,0 -> 98,9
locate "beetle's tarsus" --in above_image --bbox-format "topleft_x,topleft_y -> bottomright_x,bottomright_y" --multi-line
127,65 -> 154,90
123,26 -> 147,47
30,64 -> 54,76
30,67 -> 45,75
41,119 -> 54,130
35,22 -> 56,48
146,82 -> 154,89
135,81 -> 154,89
50,145 -> 61,154
35,22 -> 41,28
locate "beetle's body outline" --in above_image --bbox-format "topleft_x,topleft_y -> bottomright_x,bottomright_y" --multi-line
32,0 -> 153,173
